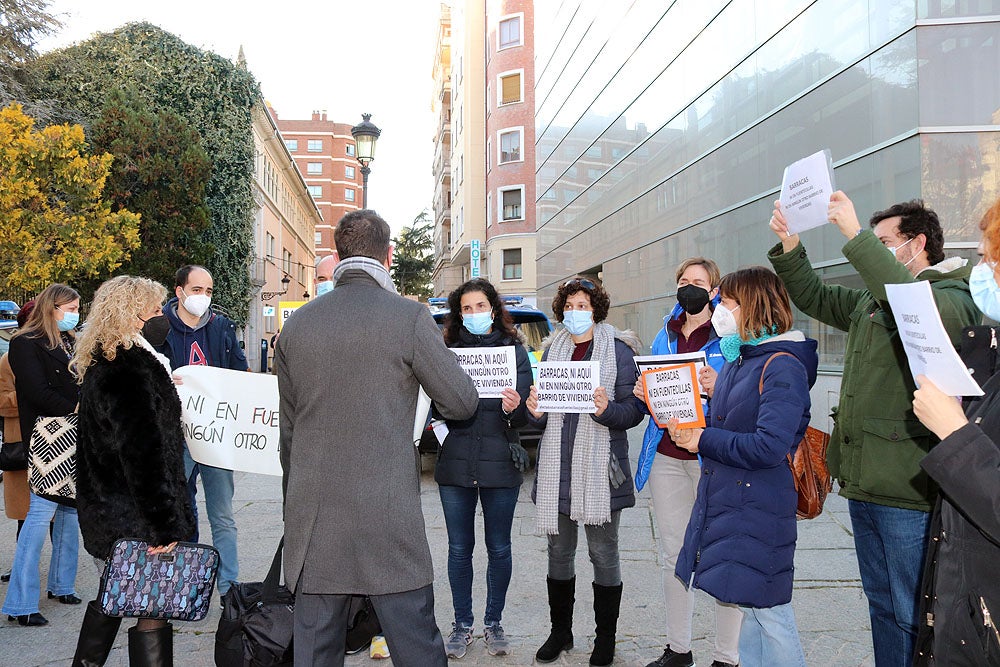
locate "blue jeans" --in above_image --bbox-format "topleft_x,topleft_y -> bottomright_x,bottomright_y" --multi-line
2,493 -> 79,615
184,449 -> 238,594
738,603 -> 806,667
848,499 -> 930,667
438,485 -> 519,627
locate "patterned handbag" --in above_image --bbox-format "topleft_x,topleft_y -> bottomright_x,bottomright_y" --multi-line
28,414 -> 77,501
99,538 -> 220,621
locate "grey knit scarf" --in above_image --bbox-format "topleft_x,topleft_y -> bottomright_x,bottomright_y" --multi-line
333,256 -> 397,294
535,322 -> 618,535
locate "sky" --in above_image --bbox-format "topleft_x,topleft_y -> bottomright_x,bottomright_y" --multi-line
36,0 -> 444,236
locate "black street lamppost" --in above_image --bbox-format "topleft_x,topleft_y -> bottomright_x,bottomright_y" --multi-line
260,274 -> 291,301
350,113 -> 381,209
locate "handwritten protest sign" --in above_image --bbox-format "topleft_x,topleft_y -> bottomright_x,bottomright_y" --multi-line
641,363 -> 705,429
175,366 -> 282,476
453,346 -> 517,398
635,352 -> 708,400
885,281 -> 983,397
779,149 -> 836,234
536,361 -> 600,413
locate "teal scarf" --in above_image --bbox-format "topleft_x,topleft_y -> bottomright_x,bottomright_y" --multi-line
720,328 -> 780,362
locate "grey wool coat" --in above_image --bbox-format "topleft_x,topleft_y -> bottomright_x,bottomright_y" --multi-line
275,269 -> 479,595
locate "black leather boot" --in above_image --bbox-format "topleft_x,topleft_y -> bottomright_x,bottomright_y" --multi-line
590,581 -> 623,666
71,600 -> 123,667
127,623 -> 173,667
535,576 -> 575,663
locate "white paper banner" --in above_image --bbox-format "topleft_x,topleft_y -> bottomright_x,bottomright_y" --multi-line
175,366 -> 282,476
884,281 -> 983,397
453,346 -> 517,398
536,361 -> 600,413
779,149 -> 836,234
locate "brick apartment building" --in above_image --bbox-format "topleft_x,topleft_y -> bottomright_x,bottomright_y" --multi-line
272,109 -> 364,257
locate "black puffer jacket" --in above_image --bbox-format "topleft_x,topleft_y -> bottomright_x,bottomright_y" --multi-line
76,344 -> 196,559
915,372 -> 1000,666
434,329 -> 532,488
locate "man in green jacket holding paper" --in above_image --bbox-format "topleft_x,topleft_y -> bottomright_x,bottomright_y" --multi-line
767,191 -> 979,667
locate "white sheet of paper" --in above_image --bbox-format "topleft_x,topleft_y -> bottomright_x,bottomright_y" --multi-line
175,366 -> 282,476
884,281 -> 983,397
634,352 -> 708,400
453,345 -> 517,398
779,149 -> 836,234
535,361 -> 600,413
413,386 -> 432,444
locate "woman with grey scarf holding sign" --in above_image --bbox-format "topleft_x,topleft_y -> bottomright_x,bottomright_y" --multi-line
526,278 -> 644,667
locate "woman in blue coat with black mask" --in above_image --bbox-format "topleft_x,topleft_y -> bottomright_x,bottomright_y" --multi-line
669,266 -> 817,667
634,257 -> 742,667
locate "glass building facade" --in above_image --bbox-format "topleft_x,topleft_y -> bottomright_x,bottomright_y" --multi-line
534,0 -> 1000,417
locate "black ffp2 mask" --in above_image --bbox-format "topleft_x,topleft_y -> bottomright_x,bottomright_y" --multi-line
677,285 -> 711,315
141,314 -> 170,346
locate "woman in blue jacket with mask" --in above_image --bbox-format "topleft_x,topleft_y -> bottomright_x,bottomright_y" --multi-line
634,258 -> 741,667
670,266 -> 817,667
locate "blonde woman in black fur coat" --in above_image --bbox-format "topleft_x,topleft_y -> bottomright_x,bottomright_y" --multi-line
69,276 -> 196,667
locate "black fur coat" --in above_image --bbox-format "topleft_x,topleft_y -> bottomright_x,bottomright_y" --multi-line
76,343 -> 195,559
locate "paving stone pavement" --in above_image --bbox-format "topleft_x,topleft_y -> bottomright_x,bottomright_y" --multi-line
0,431 -> 874,666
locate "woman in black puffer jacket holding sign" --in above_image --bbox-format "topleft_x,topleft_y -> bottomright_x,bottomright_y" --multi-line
435,279 -> 532,660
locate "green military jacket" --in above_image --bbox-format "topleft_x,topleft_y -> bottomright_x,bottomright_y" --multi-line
768,230 -> 979,511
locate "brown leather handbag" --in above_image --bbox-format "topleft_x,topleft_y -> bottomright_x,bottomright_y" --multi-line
759,353 -> 833,519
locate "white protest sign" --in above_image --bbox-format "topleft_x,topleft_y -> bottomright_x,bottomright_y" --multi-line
779,149 -> 836,234
884,281 -> 983,397
536,361 -> 600,413
641,363 -> 705,429
453,346 -> 517,398
175,366 -> 282,476
635,351 -> 708,400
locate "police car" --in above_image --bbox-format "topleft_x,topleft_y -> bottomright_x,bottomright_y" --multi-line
420,296 -> 552,454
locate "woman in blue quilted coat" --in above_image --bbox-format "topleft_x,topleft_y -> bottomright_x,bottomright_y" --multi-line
669,267 -> 817,667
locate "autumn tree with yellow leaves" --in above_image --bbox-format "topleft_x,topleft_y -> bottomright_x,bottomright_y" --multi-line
0,102 -> 140,294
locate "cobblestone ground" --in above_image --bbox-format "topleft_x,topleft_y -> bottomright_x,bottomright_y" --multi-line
0,432 -> 874,666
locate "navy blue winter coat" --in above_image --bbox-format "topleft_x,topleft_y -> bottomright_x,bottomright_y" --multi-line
434,328 -> 533,489
675,333 -> 818,609
157,298 -> 249,372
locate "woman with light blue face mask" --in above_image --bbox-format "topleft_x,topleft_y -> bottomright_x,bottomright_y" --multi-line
2,284 -> 83,627
435,279 -> 533,659
910,198 -> 1000,665
525,277 -> 645,667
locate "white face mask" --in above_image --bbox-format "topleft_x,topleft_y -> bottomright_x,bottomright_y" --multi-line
888,237 -> 917,267
711,303 -> 740,338
181,290 -> 211,318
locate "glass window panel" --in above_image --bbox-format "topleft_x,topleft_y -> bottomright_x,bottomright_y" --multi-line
307,140 -> 322,152
284,139 -> 298,152
307,162 -> 322,174
917,23 -> 1000,126
499,16 -> 521,49
500,73 -> 521,104
917,0 -> 1000,19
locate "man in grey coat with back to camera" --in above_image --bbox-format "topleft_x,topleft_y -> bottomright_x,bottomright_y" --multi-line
276,209 -> 479,666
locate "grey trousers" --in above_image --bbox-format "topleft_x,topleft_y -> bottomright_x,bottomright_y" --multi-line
546,510 -> 622,585
293,584 -> 446,667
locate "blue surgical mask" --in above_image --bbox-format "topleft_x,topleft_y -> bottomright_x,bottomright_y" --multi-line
57,310 -> 79,332
970,261 -> 1000,321
562,310 -> 594,336
316,280 -> 334,297
462,311 -> 493,335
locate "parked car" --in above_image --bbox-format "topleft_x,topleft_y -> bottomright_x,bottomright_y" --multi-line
0,301 -> 20,356
419,296 -> 552,454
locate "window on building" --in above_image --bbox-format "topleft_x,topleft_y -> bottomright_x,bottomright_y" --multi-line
282,249 -> 292,274
308,185 -> 322,198
499,71 -> 522,105
501,187 -> 523,221
345,165 -> 356,179
345,188 -> 355,202
487,192 -> 492,226
459,155 -> 464,184
266,232 -> 275,260
346,143 -> 355,157
307,162 -> 322,174
585,144 -> 602,158
498,15 -> 522,49
486,138 -> 492,172
499,128 -> 522,163
314,231 -> 322,246
284,139 -> 298,152
502,248 -> 522,280
307,139 -> 322,152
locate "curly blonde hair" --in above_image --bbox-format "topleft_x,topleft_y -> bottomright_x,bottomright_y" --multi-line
71,276 -> 167,382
